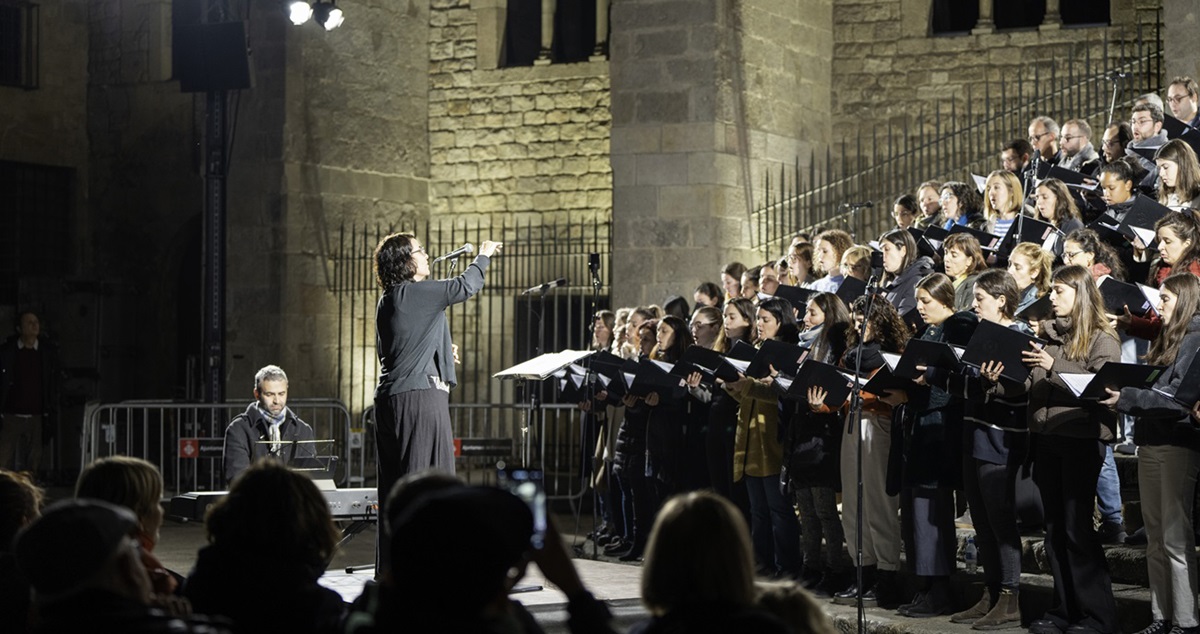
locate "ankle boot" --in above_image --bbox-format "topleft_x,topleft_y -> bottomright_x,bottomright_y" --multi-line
950,592 -> 994,624
870,569 -> 901,610
972,588 -> 1021,630
901,577 -> 952,618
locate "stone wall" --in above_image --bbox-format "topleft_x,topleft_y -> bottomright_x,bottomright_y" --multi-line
609,0 -> 834,308
1162,1 -> 1199,82
426,0 -> 613,243
224,0 -> 432,402
830,0 -> 1164,156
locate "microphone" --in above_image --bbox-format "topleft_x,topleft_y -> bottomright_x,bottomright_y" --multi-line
865,275 -> 879,294
588,253 -> 601,283
1108,70 -> 1129,80
842,201 -> 874,208
431,243 -> 475,263
521,278 -> 568,295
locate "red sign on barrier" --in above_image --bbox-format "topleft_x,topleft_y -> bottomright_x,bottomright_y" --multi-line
179,438 -> 199,459
453,438 -> 462,457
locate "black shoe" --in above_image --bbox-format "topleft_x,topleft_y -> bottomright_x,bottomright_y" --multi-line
1065,625 -> 1101,634
1125,526 -> 1148,546
871,570 -> 901,610
602,539 -> 629,555
810,572 -> 844,598
618,544 -> 644,561
1097,520 -> 1126,545
899,591 -> 951,618
799,567 -> 823,589
1029,619 -> 1064,634
896,591 -> 927,616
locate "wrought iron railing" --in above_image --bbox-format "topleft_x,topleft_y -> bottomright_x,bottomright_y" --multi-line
752,11 -> 1164,255
331,215 -> 612,418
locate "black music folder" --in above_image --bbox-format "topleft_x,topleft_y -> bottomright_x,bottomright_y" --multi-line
1001,215 -> 1063,249
1016,295 -> 1053,323
892,338 -> 964,379
786,360 -> 856,407
772,284 -> 819,312
1164,114 -> 1200,156
1088,212 -> 1127,246
836,276 -> 868,305
670,345 -> 742,386
627,359 -> 686,398
959,319 -> 1045,383
1060,362 -> 1167,400
948,223 -> 1002,252
745,339 -> 808,379
861,365 -> 915,398
1099,277 -> 1156,318
1117,195 -> 1172,247
1158,346 -> 1200,407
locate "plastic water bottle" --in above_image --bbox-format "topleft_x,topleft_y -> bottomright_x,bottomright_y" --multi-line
964,536 -> 978,574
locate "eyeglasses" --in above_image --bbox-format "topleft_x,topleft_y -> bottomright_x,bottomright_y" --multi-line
1167,95 -> 1192,105
1061,134 -> 1082,142
940,193 -> 955,201
1061,250 -> 1083,261
1102,137 -> 1121,147
1028,131 -> 1050,142
413,246 -> 427,255
1129,117 -> 1154,127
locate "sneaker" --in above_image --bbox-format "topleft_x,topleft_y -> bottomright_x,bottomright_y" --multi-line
1114,440 -> 1138,455
1131,621 -> 1172,634
1097,520 -> 1127,545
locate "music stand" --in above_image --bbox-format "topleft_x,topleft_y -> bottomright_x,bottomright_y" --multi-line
495,350 -> 595,466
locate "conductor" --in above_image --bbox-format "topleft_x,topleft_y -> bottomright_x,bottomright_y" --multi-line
371,232 -> 501,576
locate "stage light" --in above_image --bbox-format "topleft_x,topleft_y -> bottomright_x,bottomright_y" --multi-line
288,1 -> 313,25
289,1 -> 344,30
323,6 -> 345,30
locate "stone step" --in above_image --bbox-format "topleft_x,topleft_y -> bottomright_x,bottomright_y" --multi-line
951,528 -> 1153,587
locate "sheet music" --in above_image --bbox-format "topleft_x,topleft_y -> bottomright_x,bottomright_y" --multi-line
1137,283 -> 1162,311
493,349 -> 595,380
1059,372 -> 1095,398
726,358 -> 751,373
882,352 -> 901,371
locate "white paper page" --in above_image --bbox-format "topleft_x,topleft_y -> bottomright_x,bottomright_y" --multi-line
1058,372 -> 1095,398
881,352 -> 901,371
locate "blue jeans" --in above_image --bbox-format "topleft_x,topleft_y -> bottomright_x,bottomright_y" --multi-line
1096,445 -> 1122,525
744,474 -> 801,576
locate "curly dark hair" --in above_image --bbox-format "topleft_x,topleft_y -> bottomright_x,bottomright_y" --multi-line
374,232 -> 421,289
847,293 -> 910,353
941,181 -> 984,218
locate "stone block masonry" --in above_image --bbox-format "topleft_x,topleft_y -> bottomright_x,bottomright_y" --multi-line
427,0 -> 613,225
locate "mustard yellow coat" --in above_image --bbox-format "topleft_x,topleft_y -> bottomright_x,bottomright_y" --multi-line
729,379 -> 783,482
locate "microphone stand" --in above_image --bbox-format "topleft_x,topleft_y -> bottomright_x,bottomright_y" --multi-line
842,202 -> 873,241
583,259 -> 603,559
1107,71 -> 1125,130
845,281 -> 878,634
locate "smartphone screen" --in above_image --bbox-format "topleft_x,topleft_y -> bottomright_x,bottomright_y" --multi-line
497,467 -> 547,549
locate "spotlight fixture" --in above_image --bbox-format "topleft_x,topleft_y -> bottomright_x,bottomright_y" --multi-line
288,1 -> 344,30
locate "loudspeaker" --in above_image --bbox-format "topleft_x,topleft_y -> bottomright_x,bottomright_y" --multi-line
174,21 -> 252,93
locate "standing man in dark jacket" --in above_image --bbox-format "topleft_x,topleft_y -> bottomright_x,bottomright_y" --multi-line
0,311 -> 60,475
222,365 -> 317,486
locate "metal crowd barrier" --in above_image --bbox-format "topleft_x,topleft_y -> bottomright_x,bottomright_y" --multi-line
360,402 -> 589,502
81,399 -> 355,495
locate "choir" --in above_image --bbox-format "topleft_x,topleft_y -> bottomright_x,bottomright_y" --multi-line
569,86 -> 1200,634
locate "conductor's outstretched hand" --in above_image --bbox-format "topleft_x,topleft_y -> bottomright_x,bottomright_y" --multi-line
480,241 -> 503,257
